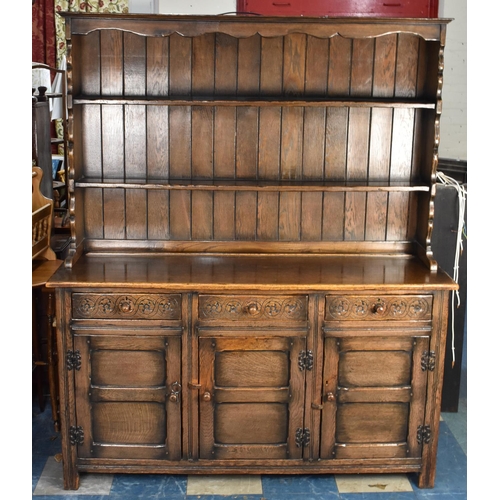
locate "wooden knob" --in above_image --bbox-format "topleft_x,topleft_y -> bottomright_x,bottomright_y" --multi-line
326,392 -> 335,402
245,303 -> 259,315
373,302 -> 386,314
203,392 -> 212,402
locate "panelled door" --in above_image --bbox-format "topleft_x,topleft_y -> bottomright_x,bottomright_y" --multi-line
198,334 -> 307,460
320,294 -> 434,461
320,335 -> 430,460
72,328 -> 182,460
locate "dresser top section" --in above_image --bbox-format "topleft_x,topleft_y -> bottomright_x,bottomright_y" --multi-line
47,254 -> 457,291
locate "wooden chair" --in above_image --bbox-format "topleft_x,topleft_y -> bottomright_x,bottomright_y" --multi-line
32,165 -> 62,430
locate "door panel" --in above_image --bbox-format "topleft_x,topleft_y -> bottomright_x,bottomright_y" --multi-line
199,335 -> 306,460
321,334 -> 429,460
73,331 -> 182,460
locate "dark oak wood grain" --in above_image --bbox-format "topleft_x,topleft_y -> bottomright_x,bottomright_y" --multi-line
53,14 -> 454,491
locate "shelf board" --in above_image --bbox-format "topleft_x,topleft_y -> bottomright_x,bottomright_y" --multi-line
74,178 -> 430,193
72,95 -> 436,109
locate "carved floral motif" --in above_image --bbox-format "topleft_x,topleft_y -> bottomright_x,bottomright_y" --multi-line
199,296 -> 307,321
326,296 -> 432,321
72,294 -> 181,319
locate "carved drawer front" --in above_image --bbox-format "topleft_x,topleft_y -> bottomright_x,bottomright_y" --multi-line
72,293 -> 181,320
325,295 -> 432,321
199,295 -> 308,322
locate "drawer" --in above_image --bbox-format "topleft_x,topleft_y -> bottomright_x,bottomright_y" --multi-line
199,295 -> 307,322
72,293 -> 182,320
325,295 -> 432,321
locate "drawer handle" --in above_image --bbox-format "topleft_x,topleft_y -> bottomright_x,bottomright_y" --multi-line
383,3 -> 402,6
203,391 -> 212,402
244,303 -> 259,315
169,381 -> 181,403
272,2 -> 291,6
373,302 -> 386,315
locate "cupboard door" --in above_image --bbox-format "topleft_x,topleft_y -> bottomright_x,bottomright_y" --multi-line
320,335 -> 429,460
199,335 -> 306,460
73,331 -> 182,460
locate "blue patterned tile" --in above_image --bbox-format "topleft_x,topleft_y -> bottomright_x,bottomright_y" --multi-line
186,496 -> 265,500
32,496 -> 111,500
413,493 -> 467,500
340,493 -> 416,500
262,474 -> 339,496
257,494 -> 340,500
109,473 -> 187,498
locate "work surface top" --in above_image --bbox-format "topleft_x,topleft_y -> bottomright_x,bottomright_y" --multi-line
47,254 -> 457,292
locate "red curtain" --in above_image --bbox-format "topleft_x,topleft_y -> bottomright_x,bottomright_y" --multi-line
32,0 -> 56,66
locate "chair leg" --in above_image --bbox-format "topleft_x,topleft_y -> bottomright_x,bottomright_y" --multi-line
46,291 -> 60,431
32,289 -> 46,412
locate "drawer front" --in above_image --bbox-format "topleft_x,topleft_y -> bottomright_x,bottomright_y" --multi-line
325,295 -> 432,321
199,295 -> 307,322
72,293 -> 182,320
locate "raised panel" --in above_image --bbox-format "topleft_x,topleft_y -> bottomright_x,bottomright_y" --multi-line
215,403 -> 288,444
92,350 -> 165,387
336,402 -> 408,443
339,350 -> 412,387
215,350 -> 289,387
93,401 -> 165,444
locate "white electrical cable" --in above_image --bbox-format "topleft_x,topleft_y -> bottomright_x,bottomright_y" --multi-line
436,171 -> 467,368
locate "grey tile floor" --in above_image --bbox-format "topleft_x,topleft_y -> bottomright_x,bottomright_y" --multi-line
32,371 -> 466,500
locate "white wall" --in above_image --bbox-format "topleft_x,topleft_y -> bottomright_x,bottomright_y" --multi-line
439,0 -> 467,161
158,0 -> 236,14
128,0 -> 159,13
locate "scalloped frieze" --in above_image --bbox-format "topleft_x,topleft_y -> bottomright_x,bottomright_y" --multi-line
72,293 -> 181,319
199,295 -> 307,321
325,295 -> 432,321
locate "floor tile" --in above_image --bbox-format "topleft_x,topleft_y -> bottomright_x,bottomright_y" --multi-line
441,398 -> 467,455
335,474 -> 414,493
110,473 -> 186,498
186,475 -> 262,495
33,457 -> 113,496
262,474 -> 339,496
340,493 -> 416,500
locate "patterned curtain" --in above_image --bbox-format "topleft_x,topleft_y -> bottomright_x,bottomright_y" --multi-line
54,1 -> 129,69
53,1 -> 129,149
32,0 -> 56,67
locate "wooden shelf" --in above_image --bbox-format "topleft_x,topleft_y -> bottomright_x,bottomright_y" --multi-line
73,95 -> 436,109
74,178 -> 431,192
